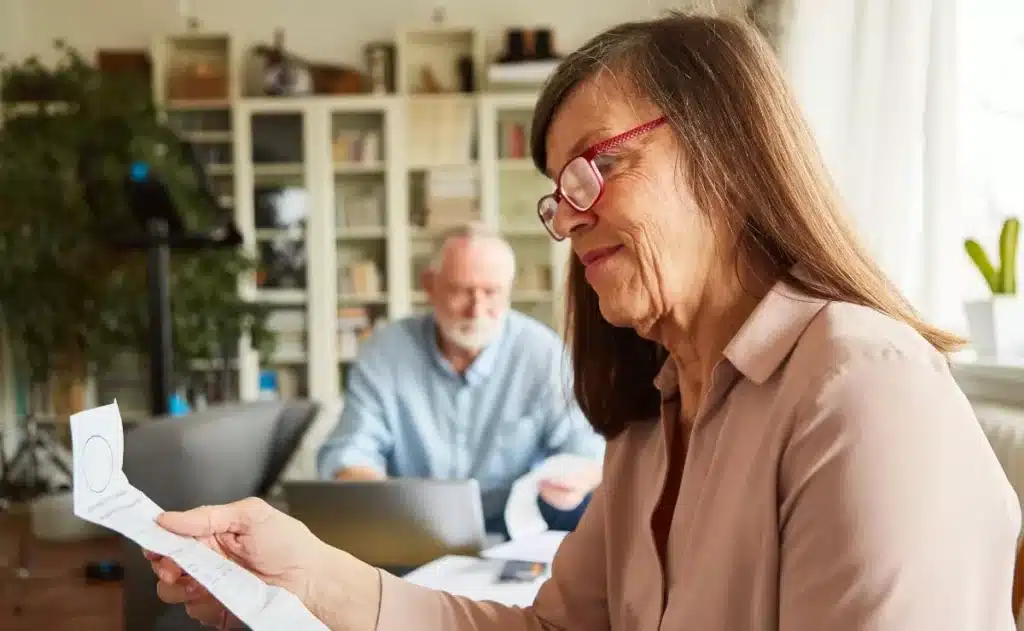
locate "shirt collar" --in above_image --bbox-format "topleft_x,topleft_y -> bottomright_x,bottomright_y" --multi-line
425,313 -> 507,385
653,271 -> 829,397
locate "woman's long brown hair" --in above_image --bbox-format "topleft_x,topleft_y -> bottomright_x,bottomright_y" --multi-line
531,12 -> 964,438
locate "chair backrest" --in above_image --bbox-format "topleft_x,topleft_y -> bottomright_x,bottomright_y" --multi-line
123,400 -> 283,510
976,408 -> 1024,628
120,400 -> 317,631
1015,544 -> 1024,624
256,399 -> 319,496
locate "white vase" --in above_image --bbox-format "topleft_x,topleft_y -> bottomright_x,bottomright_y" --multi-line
964,296 -> 1024,361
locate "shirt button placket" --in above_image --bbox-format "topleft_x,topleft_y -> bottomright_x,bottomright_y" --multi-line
451,385 -> 471,477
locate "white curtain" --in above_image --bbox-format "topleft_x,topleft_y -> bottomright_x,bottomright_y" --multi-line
780,0 -> 962,329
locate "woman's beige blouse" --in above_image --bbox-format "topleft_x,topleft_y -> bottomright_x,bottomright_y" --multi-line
375,280 -> 1021,631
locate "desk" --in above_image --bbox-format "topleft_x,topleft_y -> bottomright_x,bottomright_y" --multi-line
402,555 -> 547,607
0,506 -> 123,630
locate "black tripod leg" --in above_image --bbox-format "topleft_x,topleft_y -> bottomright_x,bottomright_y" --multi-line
38,431 -> 72,478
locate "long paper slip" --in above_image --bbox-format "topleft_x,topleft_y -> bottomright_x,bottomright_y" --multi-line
70,402 -> 328,631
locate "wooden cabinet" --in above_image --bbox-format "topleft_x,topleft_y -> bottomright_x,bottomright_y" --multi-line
0,511 -> 123,630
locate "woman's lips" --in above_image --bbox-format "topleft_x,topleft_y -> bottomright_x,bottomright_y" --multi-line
581,245 -> 623,283
580,245 -> 623,267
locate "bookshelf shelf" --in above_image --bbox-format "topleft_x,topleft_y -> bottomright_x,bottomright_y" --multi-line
335,161 -> 387,174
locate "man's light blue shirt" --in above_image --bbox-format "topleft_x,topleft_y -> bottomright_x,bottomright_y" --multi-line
316,310 -> 604,521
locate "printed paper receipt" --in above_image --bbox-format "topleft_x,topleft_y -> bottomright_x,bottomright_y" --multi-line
70,402 -> 328,631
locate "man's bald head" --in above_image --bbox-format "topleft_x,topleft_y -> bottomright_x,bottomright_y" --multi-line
428,222 -> 516,282
422,222 -> 516,352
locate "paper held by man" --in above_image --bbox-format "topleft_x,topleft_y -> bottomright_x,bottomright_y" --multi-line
70,402 -> 328,631
503,453 -> 598,540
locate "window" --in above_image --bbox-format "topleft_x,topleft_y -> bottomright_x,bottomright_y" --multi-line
958,0 -> 1024,313
954,0 -> 1024,404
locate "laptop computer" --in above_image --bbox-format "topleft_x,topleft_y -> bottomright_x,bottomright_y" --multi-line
282,478 -> 489,570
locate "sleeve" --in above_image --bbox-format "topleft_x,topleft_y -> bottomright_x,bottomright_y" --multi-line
777,353 -> 1021,631
315,350 -> 394,478
539,346 -> 604,461
376,472 -> 612,631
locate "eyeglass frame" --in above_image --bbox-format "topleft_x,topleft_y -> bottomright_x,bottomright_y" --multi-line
536,116 -> 669,241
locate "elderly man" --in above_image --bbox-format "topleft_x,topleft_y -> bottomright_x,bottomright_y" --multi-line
317,223 -> 603,534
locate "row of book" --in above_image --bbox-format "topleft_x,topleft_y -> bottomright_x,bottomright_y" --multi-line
333,129 -> 383,164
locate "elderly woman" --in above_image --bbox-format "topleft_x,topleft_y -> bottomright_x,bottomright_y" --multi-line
148,13 -> 1019,631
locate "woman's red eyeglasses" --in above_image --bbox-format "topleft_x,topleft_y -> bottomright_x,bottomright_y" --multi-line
537,117 -> 667,241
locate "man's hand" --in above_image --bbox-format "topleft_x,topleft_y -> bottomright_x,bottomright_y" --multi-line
538,461 -> 602,510
334,466 -> 385,482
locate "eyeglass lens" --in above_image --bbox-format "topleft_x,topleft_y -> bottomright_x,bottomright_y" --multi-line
560,157 -> 602,209
537,157 -> 603,239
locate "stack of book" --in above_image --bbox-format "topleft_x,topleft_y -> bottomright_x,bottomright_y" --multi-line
339,260 -> 382,296
423,167 -> 479,228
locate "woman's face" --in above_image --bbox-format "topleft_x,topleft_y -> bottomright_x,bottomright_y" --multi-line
544,77 -> 719,335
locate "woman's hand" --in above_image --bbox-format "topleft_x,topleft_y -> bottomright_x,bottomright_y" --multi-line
145,497 -> 381,630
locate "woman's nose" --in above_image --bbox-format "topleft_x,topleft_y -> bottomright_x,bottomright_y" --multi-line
552,199 -> 596,239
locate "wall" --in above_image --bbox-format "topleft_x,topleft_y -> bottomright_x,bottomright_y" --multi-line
10,0 -> 750,64
0,0 -> 27,58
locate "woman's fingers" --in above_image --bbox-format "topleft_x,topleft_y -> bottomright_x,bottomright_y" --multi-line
151,556 -> 185,583
155,579 -> 191,605
184,596 -> 228,627
158,497 -> 269,538
156,576 -> 209,604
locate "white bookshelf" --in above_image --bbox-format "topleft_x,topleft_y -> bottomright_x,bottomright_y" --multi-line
147,32 -> 565,412
479,93 -> 571,335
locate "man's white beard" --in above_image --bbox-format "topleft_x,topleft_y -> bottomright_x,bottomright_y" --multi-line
438,314 -> 505,352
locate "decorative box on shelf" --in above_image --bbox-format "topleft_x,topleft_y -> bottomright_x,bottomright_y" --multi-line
153,32 -> 235,102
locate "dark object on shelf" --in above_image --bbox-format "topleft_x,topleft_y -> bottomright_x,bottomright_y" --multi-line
253,28 -> 313,96
365,42 -> 396,94
79,133 -> 243,418
257,239 -> 307,290
534,29 -> 557,60
500,29 -> 527,62
497,27 -> 561,62
457,56 -> 475,93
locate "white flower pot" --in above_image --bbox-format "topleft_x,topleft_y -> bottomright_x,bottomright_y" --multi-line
964,297 -> 1024,360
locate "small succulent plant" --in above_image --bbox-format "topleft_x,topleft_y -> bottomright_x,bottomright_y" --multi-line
965,217 -> 1020,295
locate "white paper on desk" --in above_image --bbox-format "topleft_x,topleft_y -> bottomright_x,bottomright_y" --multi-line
404,555 -> 545,607
70,402 -> 328,631
504,454 -> 599,540
482,530 -> 568,564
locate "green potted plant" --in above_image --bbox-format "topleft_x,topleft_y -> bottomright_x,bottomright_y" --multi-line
964,216 -> 1022,359
0,41 -> 273,410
